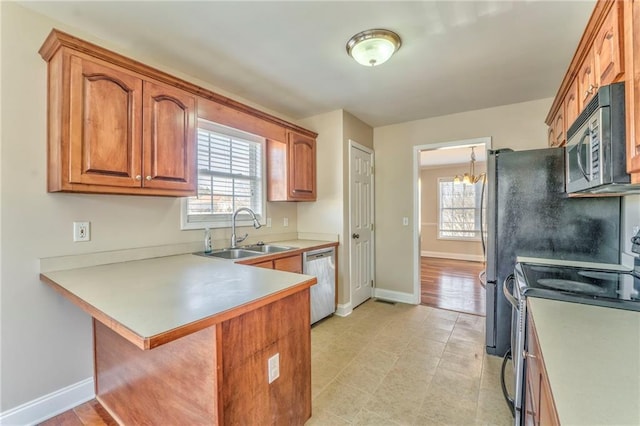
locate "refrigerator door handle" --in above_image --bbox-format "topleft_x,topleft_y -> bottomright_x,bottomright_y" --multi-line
502,274 -> 518,308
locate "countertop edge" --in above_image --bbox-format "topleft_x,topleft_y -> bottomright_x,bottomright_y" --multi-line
145,276 -> 316,349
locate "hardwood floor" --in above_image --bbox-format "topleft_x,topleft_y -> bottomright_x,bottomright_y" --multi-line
421,256 -> 486,316
39,399 -> 116,426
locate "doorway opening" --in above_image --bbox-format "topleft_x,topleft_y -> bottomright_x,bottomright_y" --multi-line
412,137 -> 490,316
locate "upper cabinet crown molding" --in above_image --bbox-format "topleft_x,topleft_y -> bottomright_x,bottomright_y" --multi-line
39,29 -> 317,140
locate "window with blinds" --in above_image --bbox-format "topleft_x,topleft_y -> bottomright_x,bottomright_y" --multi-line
182,120 -> 265,229
438,178 -> 484,239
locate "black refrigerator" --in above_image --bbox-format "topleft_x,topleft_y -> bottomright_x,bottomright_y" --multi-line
484,148 -> 621,356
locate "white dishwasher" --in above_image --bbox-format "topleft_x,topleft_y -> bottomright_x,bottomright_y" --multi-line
303,247 -> 336,324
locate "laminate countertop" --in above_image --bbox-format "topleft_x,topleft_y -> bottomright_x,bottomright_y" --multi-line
41,253 -> 316,349
528,297 -> 640,425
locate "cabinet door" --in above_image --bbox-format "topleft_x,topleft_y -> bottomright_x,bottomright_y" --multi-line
69,55 -> 142,187
578,52 -> 597,109
142,81 -> 196,193
565,79 -> 580,131
288,131 -> 316,201
548,106 -> 565,147
594,2 -> 623,88
274,254 -> 303,273
547,126 -> 556,147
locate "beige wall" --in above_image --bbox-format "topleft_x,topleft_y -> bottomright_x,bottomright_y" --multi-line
373,98 -> 552,297
297,110 -> 374,306
0,3 -> 299,411
420,163 -> 486,259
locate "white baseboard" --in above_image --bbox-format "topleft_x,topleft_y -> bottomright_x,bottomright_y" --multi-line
0,378 -> 94,426
421,250 -> 484,263
374,288 -> 418,305
335,302 -> 352,317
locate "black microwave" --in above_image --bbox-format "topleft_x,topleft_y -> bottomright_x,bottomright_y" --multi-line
565,82 -> 640,195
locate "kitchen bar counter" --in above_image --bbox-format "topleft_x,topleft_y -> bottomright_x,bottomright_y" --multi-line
528,298 -> 640,425
41,254 -> 316,349
40,251 -> 317,424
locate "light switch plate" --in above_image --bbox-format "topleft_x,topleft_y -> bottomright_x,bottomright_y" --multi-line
402,217 -> 409,226
283,217 -> 289,227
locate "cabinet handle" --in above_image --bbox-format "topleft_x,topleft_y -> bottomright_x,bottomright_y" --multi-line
135,175 -> 142,181
352,233 -> 360,239
523,350 -> 537,360
146,176 -> 152,181
589,83 -> 598,92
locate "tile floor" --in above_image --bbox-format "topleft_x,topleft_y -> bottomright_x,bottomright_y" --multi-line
307,300 -> 514,425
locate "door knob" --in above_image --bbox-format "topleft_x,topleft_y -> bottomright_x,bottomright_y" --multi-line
352,233 -> 360,239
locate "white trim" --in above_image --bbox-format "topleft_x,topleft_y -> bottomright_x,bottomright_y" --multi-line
420,250 -> 484,263
347,140 -> 376,310
374,288 -> 417,305
413,137 -> 492,306
0,378 -> 94,426
335,302 -> 353,317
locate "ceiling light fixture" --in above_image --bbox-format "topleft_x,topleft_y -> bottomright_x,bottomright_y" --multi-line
346,29 -> 402,67
454,147 -> 486,184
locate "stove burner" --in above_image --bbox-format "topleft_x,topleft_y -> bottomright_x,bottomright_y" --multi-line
537,278 -> 608,294
577,270 -> 618,281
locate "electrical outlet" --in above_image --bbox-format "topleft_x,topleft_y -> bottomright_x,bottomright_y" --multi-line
283,217 -> 289,227
268,353 -> 280,384
73,221 -> 90,242
266,217 -> 272,228
402,217 -> 409,226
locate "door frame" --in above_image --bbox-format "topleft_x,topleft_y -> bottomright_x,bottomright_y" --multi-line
412,137 -> 492,304
348,140 -> 375,312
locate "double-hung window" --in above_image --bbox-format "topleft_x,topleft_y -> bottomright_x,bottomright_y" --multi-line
438,178 -> 484,239
181,119 -> 265,229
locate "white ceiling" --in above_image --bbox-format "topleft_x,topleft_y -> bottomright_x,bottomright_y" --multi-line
21,1 -> 595,128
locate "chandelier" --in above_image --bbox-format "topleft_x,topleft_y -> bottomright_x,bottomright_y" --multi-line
454,147 -> 485,184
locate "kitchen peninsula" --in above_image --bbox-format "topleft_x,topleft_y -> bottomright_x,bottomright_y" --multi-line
40,254 -> 317,425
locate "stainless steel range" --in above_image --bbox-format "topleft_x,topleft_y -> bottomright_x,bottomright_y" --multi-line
502,258 -> 639,425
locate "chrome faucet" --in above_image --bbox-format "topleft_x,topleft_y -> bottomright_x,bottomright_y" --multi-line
230,207 -> 262,248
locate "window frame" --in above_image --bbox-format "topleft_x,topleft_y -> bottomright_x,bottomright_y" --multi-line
181,120 -> 266,230
437,177 -> 483,241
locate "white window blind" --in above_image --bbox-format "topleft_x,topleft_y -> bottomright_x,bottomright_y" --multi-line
182,120 -> 265,228
438,178 -> 484,239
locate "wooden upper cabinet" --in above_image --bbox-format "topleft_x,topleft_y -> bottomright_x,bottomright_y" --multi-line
142,81 -> 195,191
594,2 -> 624,88
68,55 -> 142,188
41,33 -> 196,196
267,130 -> 317,201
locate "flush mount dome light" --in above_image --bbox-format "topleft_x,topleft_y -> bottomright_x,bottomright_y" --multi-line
346,29 -> 401,67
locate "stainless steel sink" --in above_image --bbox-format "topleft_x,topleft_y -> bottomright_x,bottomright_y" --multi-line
242,244 -> 295,254
200,248 -> 262,260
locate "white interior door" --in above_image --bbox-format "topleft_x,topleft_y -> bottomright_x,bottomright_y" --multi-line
349,143 -> 374,308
